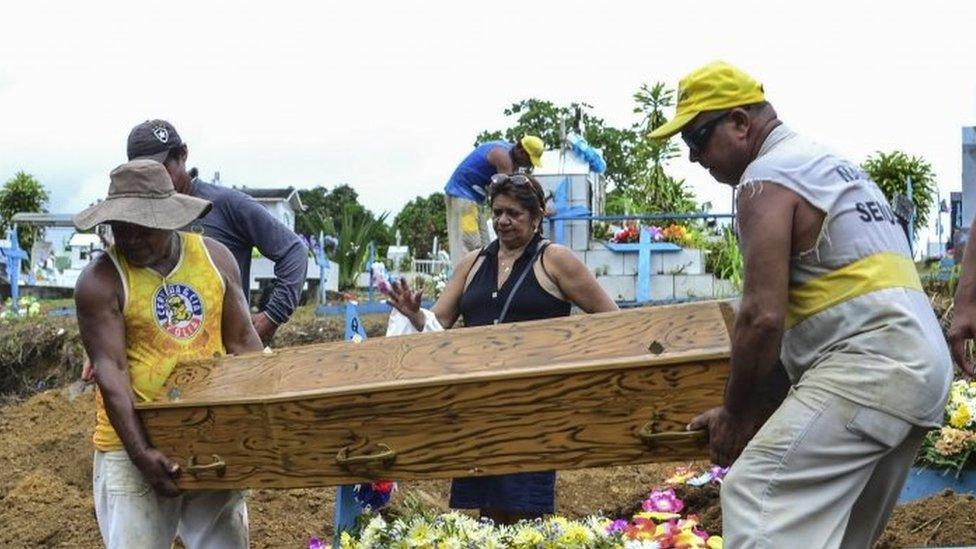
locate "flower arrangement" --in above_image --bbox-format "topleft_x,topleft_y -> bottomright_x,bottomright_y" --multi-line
609,223 -> 693,247
918,379 -> 976,475
0,296 -> 41,320
310,483 -> 723,549
354,481 -> 396,511
664,465 -> 729,487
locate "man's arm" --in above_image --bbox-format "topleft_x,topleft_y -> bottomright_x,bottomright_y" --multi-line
724,185 -> 793,414
205,238 -> 265,355
486,146 -> 515,175
230,194 -> 309,338
689,182 -> 795,466
949,223 -> 976,376
76,257 -> 181,496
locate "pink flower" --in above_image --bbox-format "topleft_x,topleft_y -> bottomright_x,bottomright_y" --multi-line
643,488 -> 685,514
308,537 -> 325,549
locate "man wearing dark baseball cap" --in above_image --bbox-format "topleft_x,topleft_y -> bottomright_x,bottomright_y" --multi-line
75,159 -> 262,547
125,119 -> 308,345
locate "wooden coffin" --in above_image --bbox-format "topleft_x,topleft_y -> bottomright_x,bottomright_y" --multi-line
136,300 -> 733,489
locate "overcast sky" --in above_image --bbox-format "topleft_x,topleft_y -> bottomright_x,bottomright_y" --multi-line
2,2 -> 975,245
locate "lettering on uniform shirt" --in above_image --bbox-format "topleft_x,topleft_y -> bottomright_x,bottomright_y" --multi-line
855,201 -> 900,225
834,163 -> 867,183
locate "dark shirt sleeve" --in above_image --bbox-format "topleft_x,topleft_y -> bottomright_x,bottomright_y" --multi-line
227,194 -> 309,324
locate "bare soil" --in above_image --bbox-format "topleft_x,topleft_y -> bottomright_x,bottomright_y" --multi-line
1,307 -> 975,547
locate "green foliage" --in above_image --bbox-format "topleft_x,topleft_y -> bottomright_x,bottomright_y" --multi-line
860,150 -> 936,233
479,85 -> 696,218
704,226 -> 743,290
0,172 -> 50,252
315,203 -> 389,289
475,99 -> 637,191
606,83 -> 696,216
391,193 -> 447,259
296,184 -> 392,257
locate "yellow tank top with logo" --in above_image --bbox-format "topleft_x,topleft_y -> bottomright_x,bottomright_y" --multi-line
93,232 -> 226,451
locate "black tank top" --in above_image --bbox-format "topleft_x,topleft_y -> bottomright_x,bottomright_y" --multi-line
459,234 -> 572,327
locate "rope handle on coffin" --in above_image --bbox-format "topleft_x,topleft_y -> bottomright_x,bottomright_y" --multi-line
185,454 -> 227,478
638,422 -> 708,448
336,443 -> 397,469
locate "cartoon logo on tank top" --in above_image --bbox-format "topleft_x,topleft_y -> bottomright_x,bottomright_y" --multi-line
153,283 -> 204,339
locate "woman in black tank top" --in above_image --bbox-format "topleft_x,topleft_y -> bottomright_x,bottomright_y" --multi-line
385,174 -> 617,524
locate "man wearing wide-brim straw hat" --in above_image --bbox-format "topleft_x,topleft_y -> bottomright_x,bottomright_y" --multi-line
75,159 -> 263,548
652,61 -> 952,547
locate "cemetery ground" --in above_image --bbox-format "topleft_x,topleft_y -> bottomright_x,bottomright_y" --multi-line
1,301 -> 975,547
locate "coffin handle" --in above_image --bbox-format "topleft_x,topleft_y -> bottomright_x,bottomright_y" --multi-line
185,454 -> 226,478
336,443 -> 397,468
638,422 -> 708,448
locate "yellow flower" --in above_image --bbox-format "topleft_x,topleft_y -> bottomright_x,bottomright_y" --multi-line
951,405 -> 972,429
512,527 -> 544,547
338,531 -> 357,549
707,536 -> 724,549
558,523 -> 594,545
635,510 -> 681,522
407,522 -> 435,545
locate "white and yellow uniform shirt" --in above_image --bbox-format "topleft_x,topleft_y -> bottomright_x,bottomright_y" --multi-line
93,232 -> 226,450
740,125 -> 951,427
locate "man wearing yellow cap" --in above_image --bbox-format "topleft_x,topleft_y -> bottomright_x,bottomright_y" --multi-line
444,136 -> 544,266
657,61 -> 952,547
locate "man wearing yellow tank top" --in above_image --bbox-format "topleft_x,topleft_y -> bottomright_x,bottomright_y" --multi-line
74,159 -> 264,548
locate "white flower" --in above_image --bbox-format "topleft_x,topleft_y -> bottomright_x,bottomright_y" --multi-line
624,540 -> 662,549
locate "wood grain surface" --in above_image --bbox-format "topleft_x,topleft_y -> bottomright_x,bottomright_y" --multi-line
143,301 -> 731,407
137,301 -> 733,489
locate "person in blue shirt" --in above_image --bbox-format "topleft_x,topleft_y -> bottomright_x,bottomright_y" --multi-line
126,119 -> 309,344
444,136 -> 544,265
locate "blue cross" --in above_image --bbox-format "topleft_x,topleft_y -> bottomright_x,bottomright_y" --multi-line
0,228 -> 28,314
333,301 -> 369,536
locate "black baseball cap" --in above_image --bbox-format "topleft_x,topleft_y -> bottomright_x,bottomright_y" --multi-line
127,119 -> 183,162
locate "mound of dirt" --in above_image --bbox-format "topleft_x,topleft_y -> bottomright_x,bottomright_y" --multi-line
876,490 -> 976,548
0,470 -> 100,548
4,304 -> 976,547
0,316 -> 85,398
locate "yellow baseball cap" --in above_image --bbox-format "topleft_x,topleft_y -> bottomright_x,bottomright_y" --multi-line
520,135 -> 544,167
649,61 -> 765,140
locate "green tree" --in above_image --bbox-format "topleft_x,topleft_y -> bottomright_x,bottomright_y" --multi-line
296,184 -> 392,256
316,203 -> 390,289
476,86 -> 696,217
392,192 -> 447,259
606,83 -> 696,215
475,100 -> 636,191
861,151 -> 936,233
0,172 -> 50,252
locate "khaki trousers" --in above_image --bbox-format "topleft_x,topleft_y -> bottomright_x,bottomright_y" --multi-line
721,386 -> 927,549
446,195 -> 490,267
93,450 -> 249,549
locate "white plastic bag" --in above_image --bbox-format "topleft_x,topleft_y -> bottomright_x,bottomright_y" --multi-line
385,308 -> 444,337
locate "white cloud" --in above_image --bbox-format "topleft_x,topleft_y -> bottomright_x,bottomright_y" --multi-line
1,1 -> 973,245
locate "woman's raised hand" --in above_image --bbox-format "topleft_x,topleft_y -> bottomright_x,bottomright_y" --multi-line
382,277 -> 425,331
